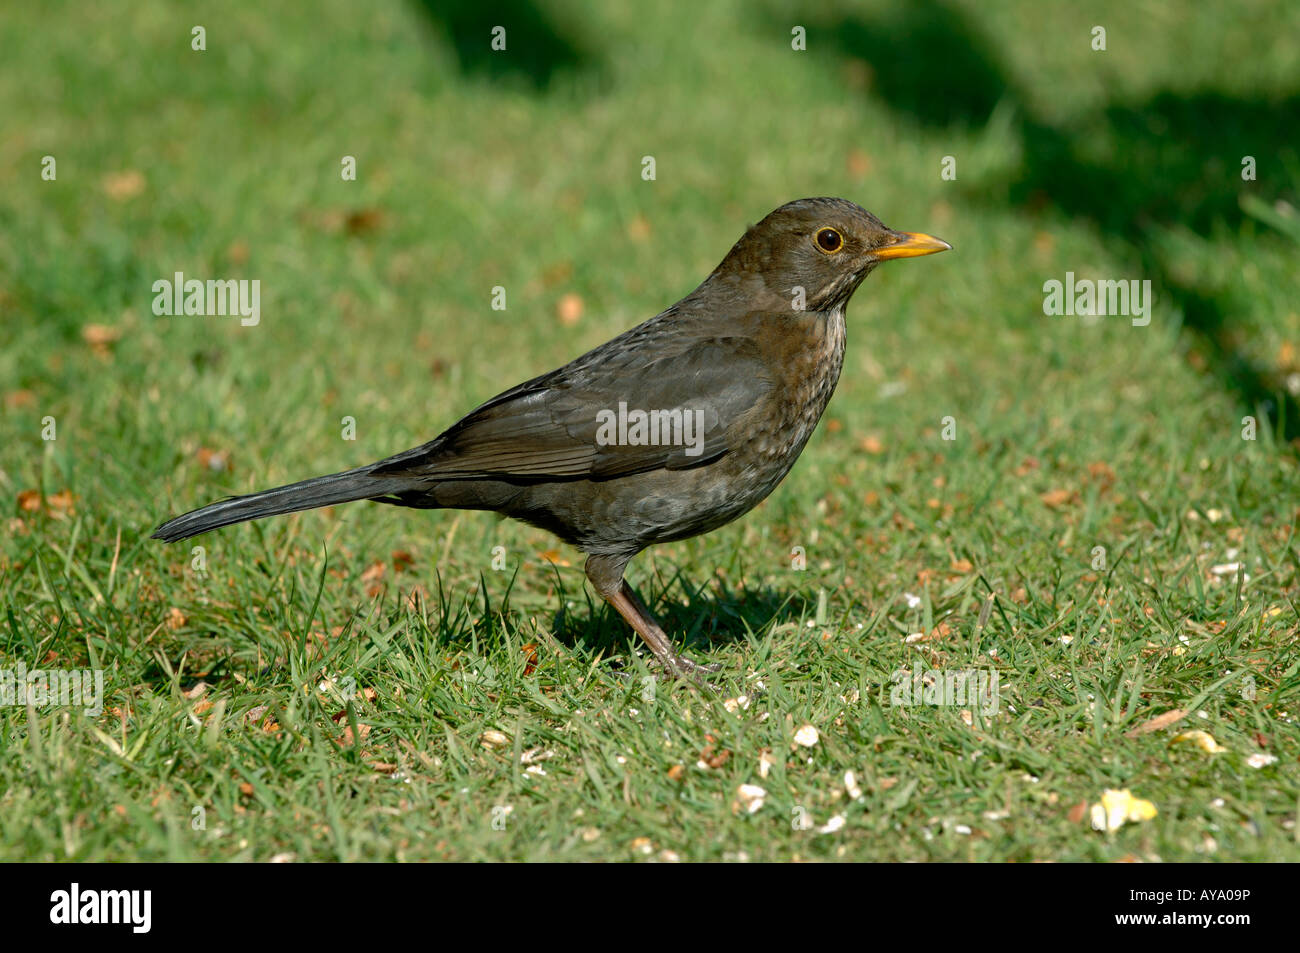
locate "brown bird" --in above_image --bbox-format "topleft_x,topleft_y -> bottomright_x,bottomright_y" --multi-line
153,198 -> 950,678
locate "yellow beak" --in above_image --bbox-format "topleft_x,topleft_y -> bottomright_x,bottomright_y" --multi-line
872,231 -> 952,260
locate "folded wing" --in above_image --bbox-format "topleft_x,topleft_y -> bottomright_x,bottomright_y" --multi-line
373,326 -> 772,482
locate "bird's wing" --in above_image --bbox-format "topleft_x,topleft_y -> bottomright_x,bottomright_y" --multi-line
372,325 -> 773,481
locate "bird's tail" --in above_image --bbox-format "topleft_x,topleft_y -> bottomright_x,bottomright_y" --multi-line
151,466 -> 399,542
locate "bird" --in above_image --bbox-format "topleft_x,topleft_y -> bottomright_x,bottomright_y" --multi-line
153,197 -> 950,679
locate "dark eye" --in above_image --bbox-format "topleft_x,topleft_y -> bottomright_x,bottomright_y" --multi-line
815,227 -> 843,253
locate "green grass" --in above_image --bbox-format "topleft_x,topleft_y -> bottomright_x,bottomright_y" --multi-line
1,0 -> 1298,861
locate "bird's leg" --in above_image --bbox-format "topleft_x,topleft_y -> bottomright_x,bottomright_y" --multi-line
604,583 -> 686,672
585,554 -> 721,682
617,584 -> 722,677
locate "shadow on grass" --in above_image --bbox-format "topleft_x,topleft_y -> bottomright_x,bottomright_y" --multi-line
798,0 -> 1300,441
410,0 -> 600,91
550,568 -> 813,664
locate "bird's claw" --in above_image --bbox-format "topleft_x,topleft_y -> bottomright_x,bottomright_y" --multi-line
660,655 -> 723,692
669,657 -> 723,677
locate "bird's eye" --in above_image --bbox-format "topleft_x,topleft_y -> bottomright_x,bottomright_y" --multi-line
815,227 -> 843,253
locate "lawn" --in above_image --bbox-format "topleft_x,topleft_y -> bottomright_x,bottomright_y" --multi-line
1,0 -> 1298,861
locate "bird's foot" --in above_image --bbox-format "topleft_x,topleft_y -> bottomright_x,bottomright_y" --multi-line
667,656 -> 723,677
607,654 -> 721,692
659,654 -> 723,692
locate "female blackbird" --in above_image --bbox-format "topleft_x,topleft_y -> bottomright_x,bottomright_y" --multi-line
154,197 -> 949,677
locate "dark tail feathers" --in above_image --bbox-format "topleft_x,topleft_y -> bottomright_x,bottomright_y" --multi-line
152,466 -> 398,542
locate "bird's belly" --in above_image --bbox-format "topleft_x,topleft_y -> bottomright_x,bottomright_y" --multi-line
564,462 -> 784,551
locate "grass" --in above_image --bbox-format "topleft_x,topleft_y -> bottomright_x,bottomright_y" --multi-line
1,0 -> 1298,861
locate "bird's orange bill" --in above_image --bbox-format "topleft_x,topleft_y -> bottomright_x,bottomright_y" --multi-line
873,231 -> 952,260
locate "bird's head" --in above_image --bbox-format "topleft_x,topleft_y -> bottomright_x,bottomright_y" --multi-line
709,197 -> 951,313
